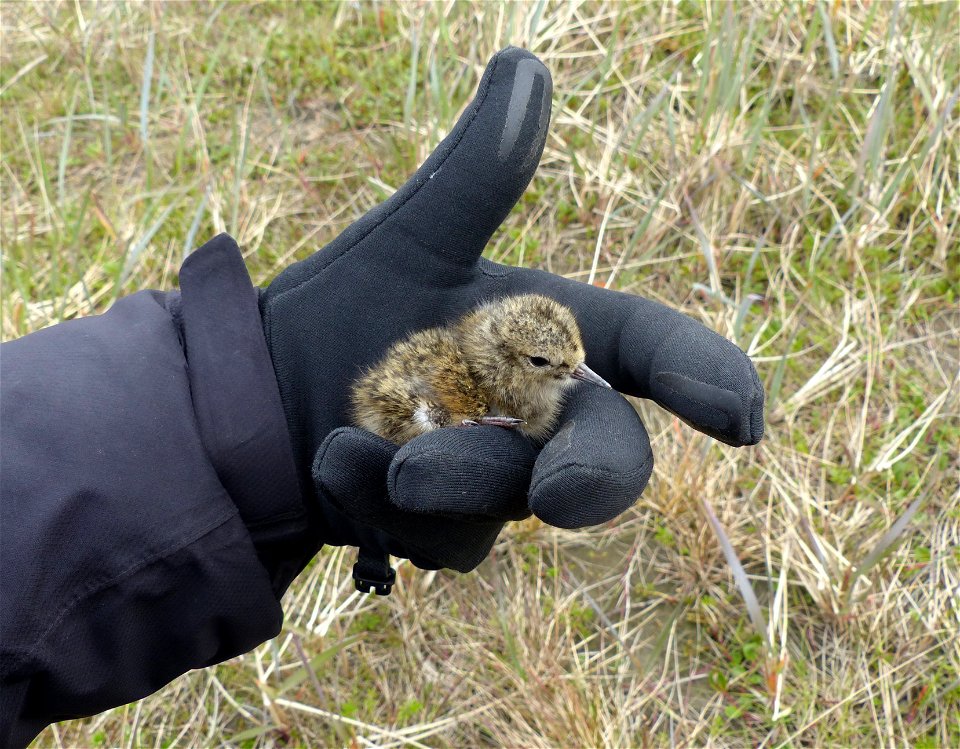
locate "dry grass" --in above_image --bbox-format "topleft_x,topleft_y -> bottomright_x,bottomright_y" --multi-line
2,1 -> 958,747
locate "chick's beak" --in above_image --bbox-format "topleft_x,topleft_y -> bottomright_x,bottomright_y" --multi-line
571,362 -> 612,389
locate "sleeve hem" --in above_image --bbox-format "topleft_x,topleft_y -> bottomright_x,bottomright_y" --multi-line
179,233 -> 307,546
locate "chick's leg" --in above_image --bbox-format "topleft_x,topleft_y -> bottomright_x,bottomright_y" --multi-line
461,416 -> 525,428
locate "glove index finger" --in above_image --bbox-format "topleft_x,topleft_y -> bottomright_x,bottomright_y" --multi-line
529,384 -> 652,529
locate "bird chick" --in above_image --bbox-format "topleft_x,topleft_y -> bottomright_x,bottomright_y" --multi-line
351,294 -> 610,445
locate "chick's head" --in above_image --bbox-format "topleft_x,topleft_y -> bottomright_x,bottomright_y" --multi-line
459,294 -> 610,402
494,295 -> 585,381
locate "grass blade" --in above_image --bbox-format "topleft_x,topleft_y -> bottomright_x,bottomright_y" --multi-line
404,21 -> 421,130
139,29 -> 155,146
817,1 -> 840,79
121,198 -> 179,285
702,498 -> 769,647
275,635 -> 361,696
57,88 -> 78,208
182,190 -> 209,261
847,496 -> 925,605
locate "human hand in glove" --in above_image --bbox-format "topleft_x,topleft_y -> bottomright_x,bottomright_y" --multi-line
259,47 -> 764,593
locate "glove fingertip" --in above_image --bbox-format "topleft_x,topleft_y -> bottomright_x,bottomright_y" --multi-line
528,385 -> 653,528
312,427 -> 396,499
529,449 -> 652,529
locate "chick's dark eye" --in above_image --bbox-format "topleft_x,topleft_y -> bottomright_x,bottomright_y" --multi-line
529,356 -> 551,367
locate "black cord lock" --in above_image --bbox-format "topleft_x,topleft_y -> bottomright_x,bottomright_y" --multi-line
353,548 -> 396,596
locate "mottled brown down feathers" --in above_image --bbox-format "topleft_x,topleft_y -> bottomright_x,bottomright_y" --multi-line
351,295 -> 603,444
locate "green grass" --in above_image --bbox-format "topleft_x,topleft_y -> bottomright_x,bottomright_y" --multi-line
3,1 -> 958,747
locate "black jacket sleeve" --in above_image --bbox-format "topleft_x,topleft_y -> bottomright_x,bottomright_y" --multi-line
0,234 -> 307,747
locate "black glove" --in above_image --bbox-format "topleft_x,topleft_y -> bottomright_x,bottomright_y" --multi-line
259,47 -> 763,593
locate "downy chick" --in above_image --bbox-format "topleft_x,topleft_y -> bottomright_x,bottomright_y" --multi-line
351,294 -> 610,444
